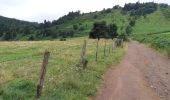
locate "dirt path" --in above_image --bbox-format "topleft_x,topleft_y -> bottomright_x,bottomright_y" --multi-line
95,41 -> 170,100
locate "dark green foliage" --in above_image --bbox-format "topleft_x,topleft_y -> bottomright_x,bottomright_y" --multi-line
79,23 -> 82,25
89,21 -> 118,40
101,8 -> 112,13
118,33 -> 128,41
129,19 -> 136,27
60,38 -> 67,41
1,31 -> 16,40
0,16 -> 58,40
89,21 -> 108,39
93,15 -> 98,19
108,24 -> 118,39
79,26 -> 85,31
28,35 -> 35,40
126,25 -> 133,35
52,11 -> 81,25
0,16 -> 38,40
113,5 -> 122,9
73,24 -> 78,30
159,3 -> 169,9
123,2 -> 157,16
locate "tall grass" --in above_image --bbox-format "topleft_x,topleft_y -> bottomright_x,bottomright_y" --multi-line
133,9 -> 170,34
0,37 -> 124,100
132,32 -> 170,57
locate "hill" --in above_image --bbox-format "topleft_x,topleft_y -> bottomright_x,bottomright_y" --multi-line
132,7 -> 170,57
0,8 -> 129,40
0,2 -> 169,41
49,9 -> 129,37
0,16 -> 38,40
133,7 -> 170,34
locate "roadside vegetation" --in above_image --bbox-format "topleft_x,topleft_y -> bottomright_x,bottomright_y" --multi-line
0,1 -> 170,100
132,5 -> 170,57
0,37 -> 124,99
132,32 -> 170,57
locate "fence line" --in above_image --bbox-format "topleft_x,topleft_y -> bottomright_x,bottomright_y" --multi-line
0,38 -> 124,98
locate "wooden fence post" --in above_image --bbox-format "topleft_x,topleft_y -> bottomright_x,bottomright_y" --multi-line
36,51 -> 50,98
96,39 -> 99,61
112,39 -> 115,52
109,41 -> 111,54
79,40 -> 87,69
104,39 -> 106,57
121,39 -> 124,48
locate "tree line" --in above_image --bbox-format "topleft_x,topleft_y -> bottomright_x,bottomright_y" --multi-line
0,2 -> 169,41
123,2 -> 158,16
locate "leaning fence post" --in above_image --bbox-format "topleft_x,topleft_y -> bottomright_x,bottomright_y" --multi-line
79,40 -> 87,69
121,39 -> 124,48
104,39 -> 107,56
96,39 -> 99,61
109,41 -> 111,54
36,51 -> 50,98
112,39 -> 115,52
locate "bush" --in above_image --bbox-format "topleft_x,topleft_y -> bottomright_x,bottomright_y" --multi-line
118,33 -> 128,41
126,25 -> 133,35
60,38 -> 66,41
79,26 -> 85,31
28,35 -> 34,40
73,24 -> 78,30
93,15 -> 98,19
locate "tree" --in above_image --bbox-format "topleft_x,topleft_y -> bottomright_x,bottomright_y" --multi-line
123,2 -> 157,16
126,25 -> 133,35
28,35 -> 35,40
93,14 -> 98,19
129,20 -> 136,27
159,3 -> 168,8
73,24 -> 78,30
89,21 -> 107,40
108,24 -> 118,39
89,21 -> 108,61
2,31 -> 14,40
113,5 -> 122,9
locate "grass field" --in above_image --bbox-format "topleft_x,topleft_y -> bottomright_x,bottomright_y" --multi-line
133,9 -> 170,34
132,32 -> 170,57
0,37 -> 124,100
132,8 -> 170,57
50,9 -> 129,37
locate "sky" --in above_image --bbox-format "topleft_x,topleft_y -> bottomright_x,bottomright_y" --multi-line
0,0 -> 170,23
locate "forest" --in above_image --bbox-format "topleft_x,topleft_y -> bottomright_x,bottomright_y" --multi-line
0,2 -> 169,41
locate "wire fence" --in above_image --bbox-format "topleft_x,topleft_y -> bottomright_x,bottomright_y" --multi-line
0,38 -> 124,98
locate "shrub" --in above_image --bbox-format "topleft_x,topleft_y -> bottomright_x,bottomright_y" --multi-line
73,24 -> 78,30
60,38 -> 66,41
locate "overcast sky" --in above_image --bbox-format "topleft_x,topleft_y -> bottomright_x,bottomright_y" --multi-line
0,0 -> 170,23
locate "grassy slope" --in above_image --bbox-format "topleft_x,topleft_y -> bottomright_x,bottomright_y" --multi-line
0,9 -> 128,100
0,38 -> 124,100
133,32 -> 170,57
133,8 -> 170,57
133,8 -> 170,34
51,9 -> 129,36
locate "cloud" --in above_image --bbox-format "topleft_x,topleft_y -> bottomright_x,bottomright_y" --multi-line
0,0 -> 169,22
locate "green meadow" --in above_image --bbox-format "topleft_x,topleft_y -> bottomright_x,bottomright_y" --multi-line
0,37 -> 124,100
